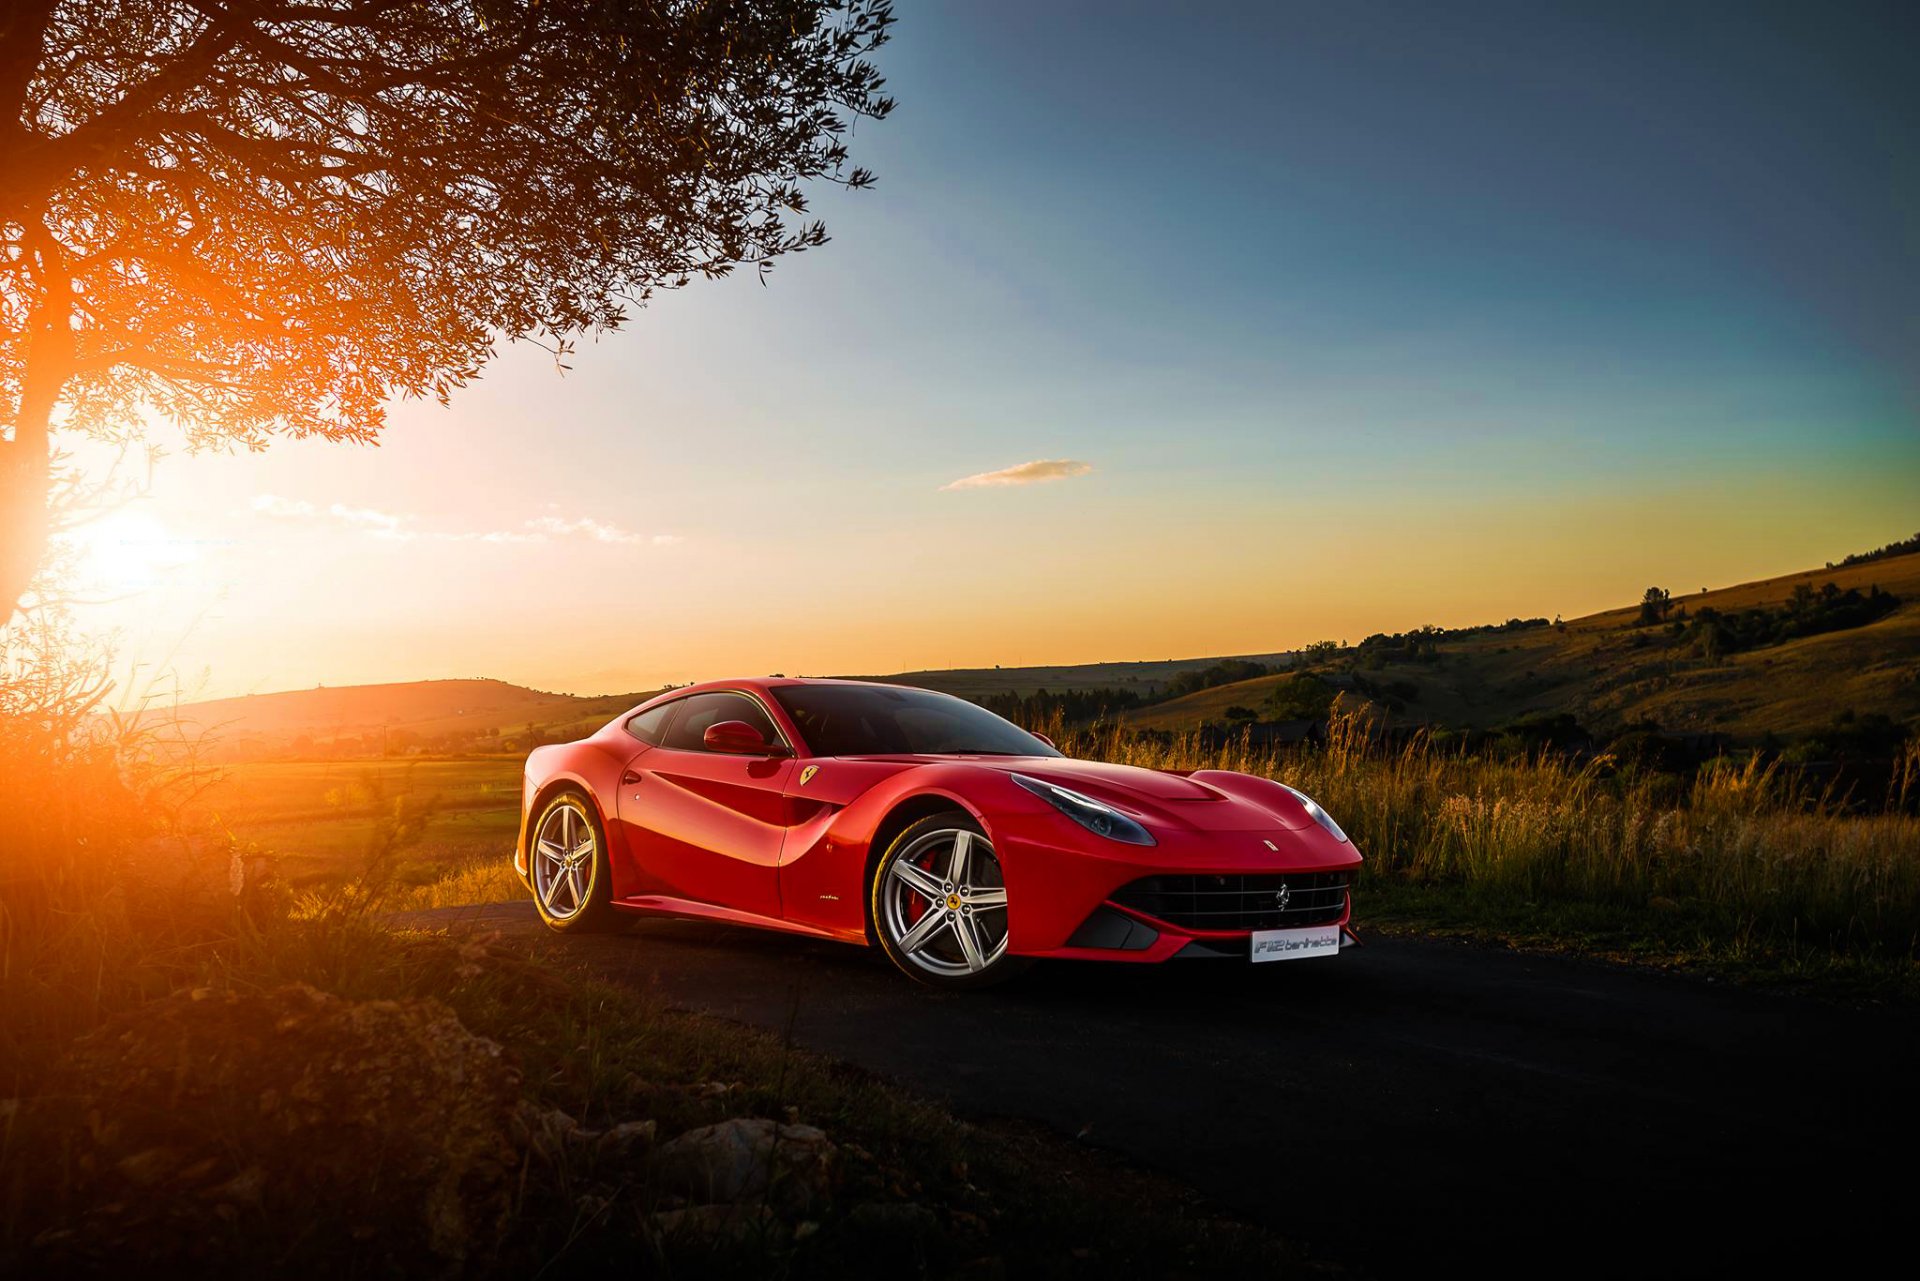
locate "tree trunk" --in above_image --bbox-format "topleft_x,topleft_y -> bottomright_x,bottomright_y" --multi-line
0,436 -> 51,624
2,318 -> 69,624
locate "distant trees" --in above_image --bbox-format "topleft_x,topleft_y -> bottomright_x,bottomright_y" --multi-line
1261,674 -> 1336,720
1356,625 -> 1444,664
1682,582 -> 1898,660
0,0 -> 896,618
1638,587 -> 1673,625
1161,659 -> 1276,699
1830,532 -> 1920,569
978,686 -> 1142,728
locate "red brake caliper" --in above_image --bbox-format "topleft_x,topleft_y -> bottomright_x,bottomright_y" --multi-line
904,852 -> 936,925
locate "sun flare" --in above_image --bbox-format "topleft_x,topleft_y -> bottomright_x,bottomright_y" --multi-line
64,510 -> 199,597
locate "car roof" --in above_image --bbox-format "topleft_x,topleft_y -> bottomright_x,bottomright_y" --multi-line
638,675 -> 923,702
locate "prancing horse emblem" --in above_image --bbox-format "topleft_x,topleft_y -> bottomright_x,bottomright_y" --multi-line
800,765 -> 819,786
1274,882 -> 1292,910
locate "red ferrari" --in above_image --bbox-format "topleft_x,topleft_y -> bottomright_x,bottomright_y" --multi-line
516,678 -> 1361,987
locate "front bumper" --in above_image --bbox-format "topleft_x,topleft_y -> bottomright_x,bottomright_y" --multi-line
993,810 -> 1363,964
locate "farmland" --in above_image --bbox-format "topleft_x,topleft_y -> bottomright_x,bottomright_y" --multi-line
197,757 -> 522,891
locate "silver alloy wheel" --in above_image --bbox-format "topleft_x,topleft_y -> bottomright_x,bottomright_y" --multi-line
880,828 -> 1010,977
532,798 -> 596,921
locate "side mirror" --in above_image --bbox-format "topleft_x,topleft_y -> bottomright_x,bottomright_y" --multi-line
704,720 -> 782,755
1033,732 -> 1057,749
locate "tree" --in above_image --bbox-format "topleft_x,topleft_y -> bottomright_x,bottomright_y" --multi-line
0,0 -> 894,618
1638,586 -> 1671,626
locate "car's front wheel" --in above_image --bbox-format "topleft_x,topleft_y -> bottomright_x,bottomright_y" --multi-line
871,812 -> 1028,988
528,789 -> 618,933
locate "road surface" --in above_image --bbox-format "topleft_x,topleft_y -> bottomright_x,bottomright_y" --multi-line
409,900 -> 1916,1275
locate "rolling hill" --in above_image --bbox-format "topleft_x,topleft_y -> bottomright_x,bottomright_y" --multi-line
151,678 -> 660,760
1120,549 -> 1920,742
158,545 -> 1919,759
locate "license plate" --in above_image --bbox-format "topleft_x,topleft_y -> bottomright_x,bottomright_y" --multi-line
1250,923 -> 1342,962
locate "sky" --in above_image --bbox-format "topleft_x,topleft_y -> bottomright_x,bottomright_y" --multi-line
58,0 -> 1920,701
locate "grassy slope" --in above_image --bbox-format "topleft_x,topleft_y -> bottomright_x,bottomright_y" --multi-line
157,678 -> 655,758
1119,672 -> 1305,731
1123,553 -> 1920,739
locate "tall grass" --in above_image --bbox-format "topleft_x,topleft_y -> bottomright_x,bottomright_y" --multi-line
1049,706 -> 1920,969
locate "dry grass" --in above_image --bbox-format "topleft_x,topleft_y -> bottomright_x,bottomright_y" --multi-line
1049,706 -> 1920,986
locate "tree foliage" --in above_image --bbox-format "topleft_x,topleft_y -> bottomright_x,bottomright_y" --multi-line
0,0 -> 895,616
1682,582 -> 1898,660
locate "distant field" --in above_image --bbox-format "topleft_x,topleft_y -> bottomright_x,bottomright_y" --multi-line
198,758 -> 523,886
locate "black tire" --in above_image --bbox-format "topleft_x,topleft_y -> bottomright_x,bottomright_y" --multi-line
870,811 -> 1031,989
527,789 -> 619,933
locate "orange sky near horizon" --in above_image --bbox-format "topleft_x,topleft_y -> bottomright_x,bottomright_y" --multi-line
55,333 -> 1916,706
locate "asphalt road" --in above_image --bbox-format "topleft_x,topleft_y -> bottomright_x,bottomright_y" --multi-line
412,900 -> 1917,1276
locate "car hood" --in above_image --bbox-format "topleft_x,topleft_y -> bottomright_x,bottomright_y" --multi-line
846,753 -> 1314,832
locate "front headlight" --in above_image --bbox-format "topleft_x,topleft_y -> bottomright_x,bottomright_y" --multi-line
1011,773 -> 1156,846
1278,783 -> 1349,843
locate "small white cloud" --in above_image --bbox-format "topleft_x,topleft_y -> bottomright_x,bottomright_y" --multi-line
250,494 -> 316,518
941,458 -> 1094,491
526,515 -> 648,544
248,493 -> 677,548
328,502 -> 406,532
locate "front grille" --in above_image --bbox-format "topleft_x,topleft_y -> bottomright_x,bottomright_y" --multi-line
1112,872 -> 1350,932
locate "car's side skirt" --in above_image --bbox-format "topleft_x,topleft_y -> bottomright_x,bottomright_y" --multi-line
611,895 -> 859,944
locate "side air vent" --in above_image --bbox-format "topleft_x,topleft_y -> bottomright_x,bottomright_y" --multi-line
1066,907 -> 1160,951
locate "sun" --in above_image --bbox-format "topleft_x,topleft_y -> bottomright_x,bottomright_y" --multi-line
64,510 -> 198,597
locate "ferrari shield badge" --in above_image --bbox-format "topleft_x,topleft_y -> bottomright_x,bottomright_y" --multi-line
800,765 -> 819,786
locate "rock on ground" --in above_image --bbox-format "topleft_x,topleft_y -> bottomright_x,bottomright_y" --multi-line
653,1117 -> 837,1216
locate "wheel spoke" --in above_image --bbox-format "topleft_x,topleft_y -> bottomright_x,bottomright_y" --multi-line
568,861 -> 586,907
967,886 -> 1007,909
896,907 -> 950,954
952,913 -> 986,971
536,839 -> 567,865
542,867 -> 568,911
562,806 -> 576,848
948,831 -> 972,886
890,860 -> 944,901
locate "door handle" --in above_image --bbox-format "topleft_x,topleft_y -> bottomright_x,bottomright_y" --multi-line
621,770 -> 642,785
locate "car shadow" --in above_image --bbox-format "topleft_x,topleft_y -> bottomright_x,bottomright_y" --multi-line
618,915 -> 1373,1016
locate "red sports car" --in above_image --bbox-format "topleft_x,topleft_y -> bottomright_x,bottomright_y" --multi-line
516,678 -> 1361,987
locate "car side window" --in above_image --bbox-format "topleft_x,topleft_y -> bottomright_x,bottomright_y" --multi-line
625,701 -> 677,745
658,692 -> 783,752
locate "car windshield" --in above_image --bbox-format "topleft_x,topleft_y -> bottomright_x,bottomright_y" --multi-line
771,684 -> 1062,758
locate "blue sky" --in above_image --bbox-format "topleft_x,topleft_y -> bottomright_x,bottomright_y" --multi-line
75,0 -> 1920,696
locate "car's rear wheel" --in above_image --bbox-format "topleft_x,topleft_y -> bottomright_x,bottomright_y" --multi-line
872,812 -> 1029,988
529,790 -> 618,933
